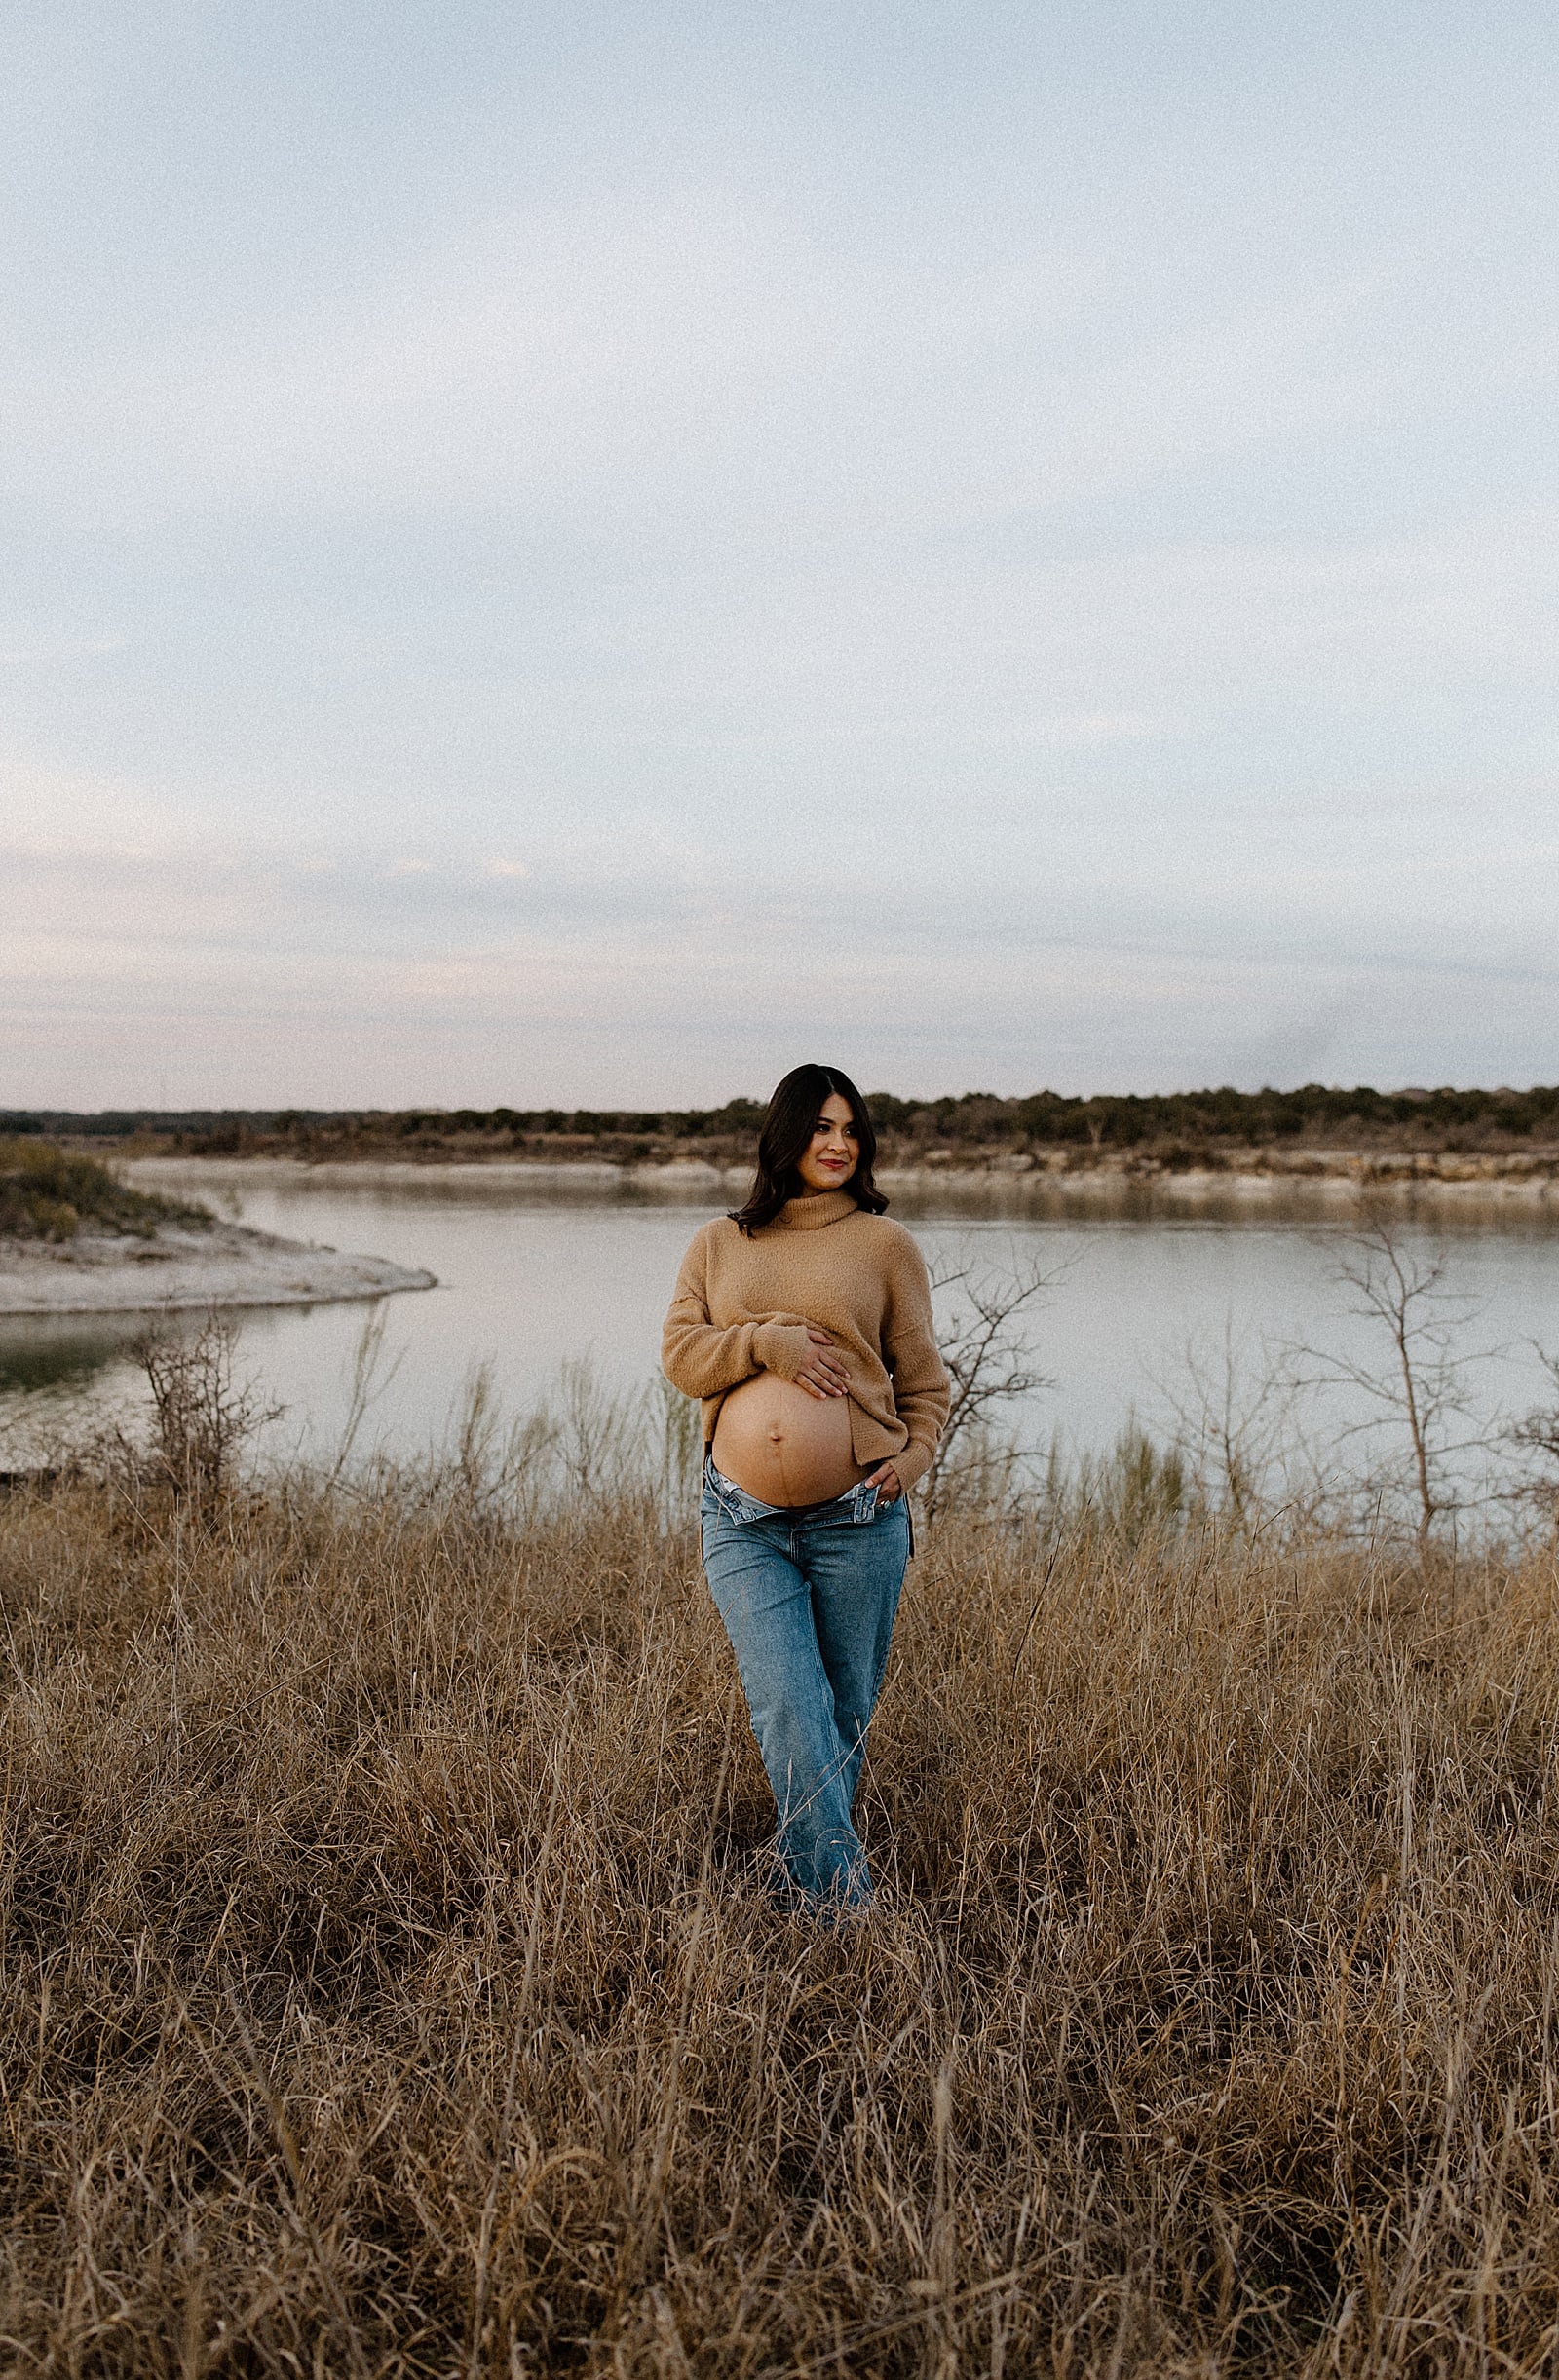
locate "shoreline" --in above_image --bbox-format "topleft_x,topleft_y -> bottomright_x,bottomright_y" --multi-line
121,1152 -> 1559,1223
0,1216 -> 437,1318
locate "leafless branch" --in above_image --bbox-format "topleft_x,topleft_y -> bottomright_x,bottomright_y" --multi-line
133,1312 -> 284,1509
924,1242 -> 1064,1521
1289,1211 -> 1499,1550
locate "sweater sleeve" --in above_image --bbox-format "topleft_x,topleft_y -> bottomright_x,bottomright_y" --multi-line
661,1229 -> 815,1398
881,1232 -> 951,1493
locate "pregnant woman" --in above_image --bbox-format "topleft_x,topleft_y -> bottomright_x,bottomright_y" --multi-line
662,1064 -> 949,1910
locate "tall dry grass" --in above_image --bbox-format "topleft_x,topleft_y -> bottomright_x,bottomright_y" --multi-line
2,1423 -> 1558,2374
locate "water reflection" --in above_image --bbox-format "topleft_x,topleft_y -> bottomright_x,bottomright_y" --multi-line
1,1166 -> 1556,1485
128,1154 -> 1559,1235
0,1315 -> 147,1395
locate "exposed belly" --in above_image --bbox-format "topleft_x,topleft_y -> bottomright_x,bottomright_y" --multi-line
711,1372 -> 864,1507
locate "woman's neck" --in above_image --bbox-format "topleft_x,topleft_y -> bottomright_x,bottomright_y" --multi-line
769,1188 -> 857,1231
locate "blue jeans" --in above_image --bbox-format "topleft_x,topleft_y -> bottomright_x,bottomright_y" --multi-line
700,1456 -> 912,1908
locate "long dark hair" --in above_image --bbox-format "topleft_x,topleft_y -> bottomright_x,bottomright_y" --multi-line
729,1064 -> 888,1236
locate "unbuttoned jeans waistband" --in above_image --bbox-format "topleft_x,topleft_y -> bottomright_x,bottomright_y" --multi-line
701,1454 -> 887,1528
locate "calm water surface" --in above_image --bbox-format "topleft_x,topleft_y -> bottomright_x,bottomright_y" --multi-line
4,1165 -> 1559,1479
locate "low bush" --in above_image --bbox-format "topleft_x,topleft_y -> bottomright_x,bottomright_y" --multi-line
0,1138 -> 209,1240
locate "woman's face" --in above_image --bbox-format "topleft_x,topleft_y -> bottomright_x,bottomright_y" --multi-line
794,1091 -> 859,1193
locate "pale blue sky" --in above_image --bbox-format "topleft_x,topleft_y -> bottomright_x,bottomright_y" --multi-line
4,2 -> 1556,1108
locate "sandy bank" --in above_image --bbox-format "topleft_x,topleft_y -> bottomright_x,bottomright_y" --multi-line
0,1218 -> 437,1317
122,1152 -> 1559,1224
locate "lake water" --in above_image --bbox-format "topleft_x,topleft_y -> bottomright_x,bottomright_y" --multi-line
4,1164 -> 1559,1500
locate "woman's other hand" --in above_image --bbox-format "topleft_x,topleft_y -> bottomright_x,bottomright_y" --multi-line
863,1460 -> 902,1502
795,1328 -> 851,1399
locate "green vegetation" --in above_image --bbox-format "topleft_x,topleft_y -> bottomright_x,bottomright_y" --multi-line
0,1138 -> 209,1241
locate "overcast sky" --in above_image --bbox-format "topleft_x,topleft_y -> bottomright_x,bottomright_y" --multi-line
4,2 -> 1556,1110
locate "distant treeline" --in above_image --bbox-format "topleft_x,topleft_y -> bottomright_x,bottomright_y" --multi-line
9,1082 -> 1559,1156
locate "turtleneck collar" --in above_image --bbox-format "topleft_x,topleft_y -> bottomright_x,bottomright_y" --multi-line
767,1189 -> 860,1232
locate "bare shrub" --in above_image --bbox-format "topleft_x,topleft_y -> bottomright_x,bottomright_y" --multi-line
133,1312 -> 282,1506
1499,1341 -> 1559,1523
1153,1319 -> 1319,1538
924,1243 -> 1059,1519
1292,1211 -> 1498,1550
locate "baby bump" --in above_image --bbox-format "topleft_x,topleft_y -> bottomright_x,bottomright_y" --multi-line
712,1371 -> 864,1507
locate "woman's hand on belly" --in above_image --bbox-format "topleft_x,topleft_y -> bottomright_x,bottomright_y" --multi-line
793,1327 -> 850,1399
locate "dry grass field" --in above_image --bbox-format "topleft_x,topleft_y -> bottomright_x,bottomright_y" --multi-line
3,1416 -> 1558,2374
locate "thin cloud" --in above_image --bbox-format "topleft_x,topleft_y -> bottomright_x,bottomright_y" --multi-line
3,9 -> 1556,1102
0,632 -> 129,665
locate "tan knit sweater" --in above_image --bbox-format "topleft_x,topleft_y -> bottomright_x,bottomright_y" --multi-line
662,1190 -> 950,1493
